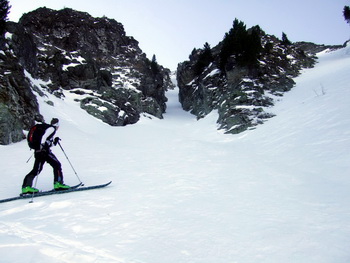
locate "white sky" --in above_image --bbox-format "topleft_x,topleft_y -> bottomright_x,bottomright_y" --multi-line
8,0 -> 350,70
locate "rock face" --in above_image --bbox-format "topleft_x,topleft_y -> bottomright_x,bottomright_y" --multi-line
0,37 -> 43,144
177,24 -> 334,134
0,7 -> 173,144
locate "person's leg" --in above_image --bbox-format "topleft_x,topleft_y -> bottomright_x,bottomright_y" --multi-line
46,151 -> 63,183
22,152 -> 45,188
46,151 -> 70,190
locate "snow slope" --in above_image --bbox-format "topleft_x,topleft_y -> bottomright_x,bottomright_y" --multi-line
0,44 -> 350,263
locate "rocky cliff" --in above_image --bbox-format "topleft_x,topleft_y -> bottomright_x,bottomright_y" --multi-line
176,22 -> 337,134
0,7 -> 173,144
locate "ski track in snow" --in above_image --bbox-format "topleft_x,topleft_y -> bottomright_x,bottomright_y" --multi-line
0,45 -> 350,262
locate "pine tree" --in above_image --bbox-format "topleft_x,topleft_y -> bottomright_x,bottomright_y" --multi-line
344,5 -> 350,24
150,54 -> 159,75
244,26 -> 262,65
219,19 -> 247,70
219,18 -> 262,70
194,42 -> 213,76
0,0 -> 11,36
281,32 -> 292,45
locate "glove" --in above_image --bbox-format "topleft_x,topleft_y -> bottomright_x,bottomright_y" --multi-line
42,140 -> 52,150
53,137 -> 61,146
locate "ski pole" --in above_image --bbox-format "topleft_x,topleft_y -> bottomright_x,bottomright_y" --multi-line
26,152 -> 34,163
57,141 -> 84,185
29,174 -> 39,203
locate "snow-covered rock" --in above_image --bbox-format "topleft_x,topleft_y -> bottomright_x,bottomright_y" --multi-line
0,7 -> 174,144
177,23 -> 340,134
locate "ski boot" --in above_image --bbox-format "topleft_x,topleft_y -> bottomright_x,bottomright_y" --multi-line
22,186 -> 39,194
54,182 -> 71,191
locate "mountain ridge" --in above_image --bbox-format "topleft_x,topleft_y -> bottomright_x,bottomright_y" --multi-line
0,7 -> 174,144
176,21 -> 344,134
0,8 -> 345,144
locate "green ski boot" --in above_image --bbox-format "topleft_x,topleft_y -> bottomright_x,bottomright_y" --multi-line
54,182 -> 70,191
22,186 -> 39,194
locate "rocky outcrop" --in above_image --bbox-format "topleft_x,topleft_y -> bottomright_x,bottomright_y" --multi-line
0,39 -> 43,144
0,7 -> 174,144
294,41 -> 344,55
177,25 -> 326,134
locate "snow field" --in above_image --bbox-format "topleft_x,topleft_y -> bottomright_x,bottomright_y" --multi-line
0,44 -> 350,262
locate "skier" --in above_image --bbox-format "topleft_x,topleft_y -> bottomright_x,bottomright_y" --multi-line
22,118 -> 70,194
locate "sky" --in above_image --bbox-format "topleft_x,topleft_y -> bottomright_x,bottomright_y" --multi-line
7,0 -> 350,70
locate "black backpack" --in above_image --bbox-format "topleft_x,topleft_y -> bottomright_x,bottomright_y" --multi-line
27,123 -> 51,150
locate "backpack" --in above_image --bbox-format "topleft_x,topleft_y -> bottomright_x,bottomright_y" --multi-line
27,123 -> 51,150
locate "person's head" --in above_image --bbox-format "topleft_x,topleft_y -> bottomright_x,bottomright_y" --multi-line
51,118 -> 59,129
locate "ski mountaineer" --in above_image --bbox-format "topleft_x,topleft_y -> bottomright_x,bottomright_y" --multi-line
22,118 -> 71,194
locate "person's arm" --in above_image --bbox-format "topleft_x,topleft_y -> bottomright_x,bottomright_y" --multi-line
41,127 -> 55,148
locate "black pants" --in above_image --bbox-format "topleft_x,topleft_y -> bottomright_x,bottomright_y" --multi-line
22,150 -> 63,188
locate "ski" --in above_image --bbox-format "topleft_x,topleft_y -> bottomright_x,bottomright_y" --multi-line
0,181 -> 112,204
19,182 -> 83,197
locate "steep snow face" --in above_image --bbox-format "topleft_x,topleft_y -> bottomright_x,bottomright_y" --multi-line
0,44 -> 349,263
